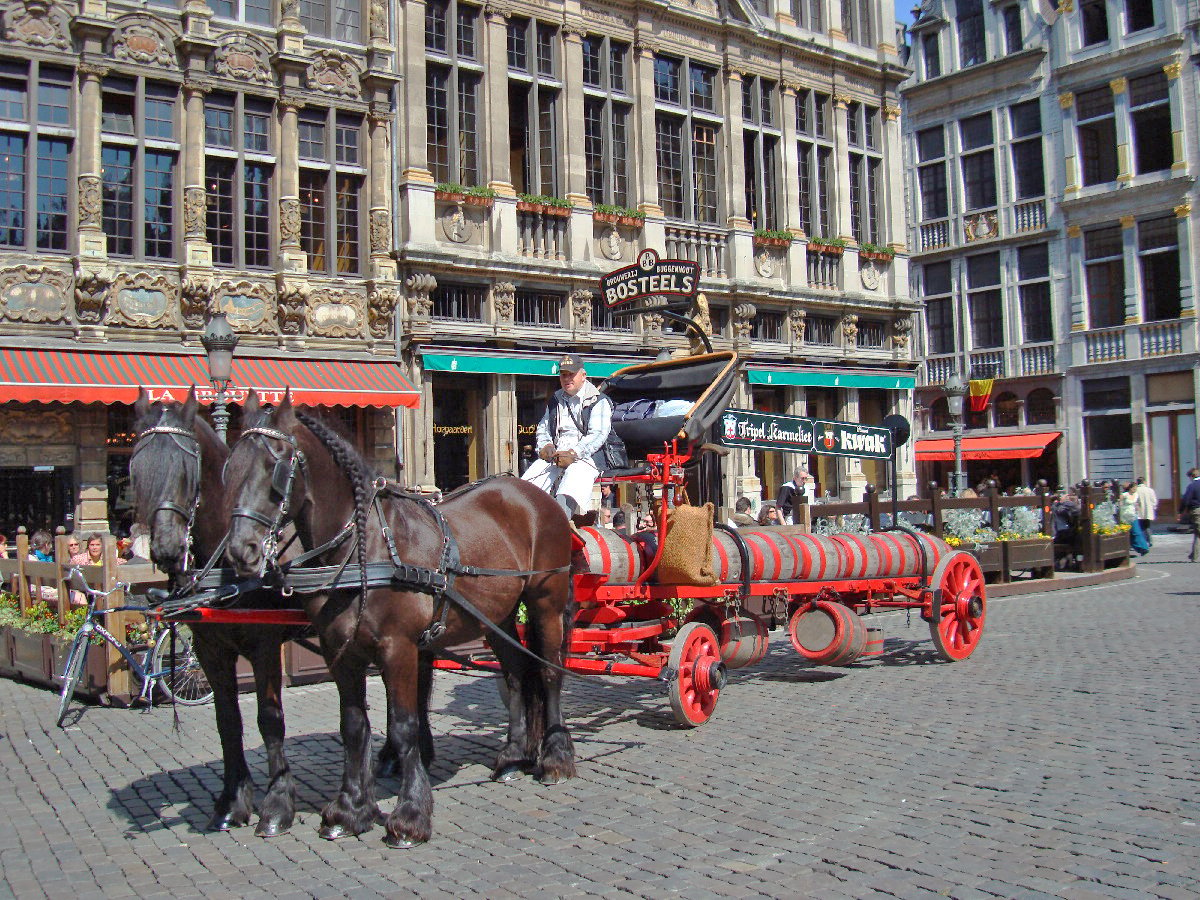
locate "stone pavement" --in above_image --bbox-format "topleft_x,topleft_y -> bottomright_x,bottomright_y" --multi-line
1,534 -> 1197,899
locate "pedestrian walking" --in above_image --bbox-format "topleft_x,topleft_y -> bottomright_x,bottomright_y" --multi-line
1120,483 -> 1149,556
1179,468 -> 1200,562
1134,476 -> 1157,548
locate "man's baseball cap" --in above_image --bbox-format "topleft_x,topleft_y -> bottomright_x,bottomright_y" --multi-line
558,353 -> 585,374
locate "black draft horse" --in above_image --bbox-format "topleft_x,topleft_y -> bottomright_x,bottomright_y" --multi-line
129,388 -> 303,836
222,392 -> 576,847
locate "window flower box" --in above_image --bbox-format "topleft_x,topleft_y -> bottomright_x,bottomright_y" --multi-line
542,203 -> 572,218
516,200 -> 544,214
616,215 -> 644,229
754,229 -> 793,249
593,211 -> 620,225
807,240 -> 845,256
858,243 -> 895,263
463,194 -> 494,209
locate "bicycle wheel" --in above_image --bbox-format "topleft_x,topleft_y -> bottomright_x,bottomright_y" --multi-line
55,632 -> 90,727
151,625 -> 213,706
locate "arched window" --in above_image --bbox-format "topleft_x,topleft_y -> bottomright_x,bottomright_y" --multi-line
993,391 -> 1020,427
1026,388 -> 1056,425
929,396 -> 949,431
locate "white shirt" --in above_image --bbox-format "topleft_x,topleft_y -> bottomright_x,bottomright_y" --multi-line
534,380 -> 613,462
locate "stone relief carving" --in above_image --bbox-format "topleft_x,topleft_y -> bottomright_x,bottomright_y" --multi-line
279,198 -> 301,246
368,284 -> 398,338
570,289 -> 593,331
74,268 -> 110,324
788,307 -> 806,344
306,49 -> 364,100
892,315 -> 913,349
0,265 -> 71,323
440,202 -> 475,244
112,15 -> 180,69
109,273 -> 179,328
840,313 -> 859,348
482,0 -> 513,21
754,249 -> 776,278
307,289 -> 364,338
212,31 -> 274,85
492,282 -> 515,323
212,280 -> 274,333
0,409 -> 72,443
733,302 -> 756,340
369,0 -> 388,39
78,175 -> 102,228
179,276 -> 210,329
405,273 -> 437,319
676,292 -> 711,357
281,0 -> 299,19
859,260 -> 880,291
184,187 -> 207,239
600,227 -> 623,261
641,310 -> 663,338
369,209 -> 391,255
277,281 -> 309,336
2,0 -> 70,51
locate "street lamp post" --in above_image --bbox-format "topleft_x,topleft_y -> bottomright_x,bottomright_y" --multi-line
944,373 -> 968,497
201,312 -> 239,445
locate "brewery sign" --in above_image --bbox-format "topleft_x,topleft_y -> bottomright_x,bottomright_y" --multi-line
718,409 -> 892,459
599,249 -> 701,308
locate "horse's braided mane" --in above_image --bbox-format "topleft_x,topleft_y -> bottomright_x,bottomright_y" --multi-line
295,411 -> 372,617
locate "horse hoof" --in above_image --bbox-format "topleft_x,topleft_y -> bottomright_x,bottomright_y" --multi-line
383,832 -> 424,849
318,823 -> 354,841
538,771 -> 569,786
209,812 -> 250,832
491,764 -> 526,784
255,818 -> 292,838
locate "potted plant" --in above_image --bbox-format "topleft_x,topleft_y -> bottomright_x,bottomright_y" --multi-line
941,509 -> 1003,580
616,207 -> 646,228
807,236 -> 847,256
858,242 -> 895,263
753,228 -> 794,249
516,193 -> 545,214
541,195 -> 574,218
1090,500 -> 1132,568
463,185 -> 496,208
434,182 -> 467,202
593,203 -> 621,225
0,592 -> 103,690
998,506 -> 1054,580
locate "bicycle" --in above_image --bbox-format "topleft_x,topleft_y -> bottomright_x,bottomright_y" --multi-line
56,568 -> 213,727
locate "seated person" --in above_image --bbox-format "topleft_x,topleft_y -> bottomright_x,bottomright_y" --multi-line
727,497 -> 757,528
522,354 -> 613,519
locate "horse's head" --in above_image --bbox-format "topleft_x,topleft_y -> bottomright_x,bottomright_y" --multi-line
225,391 -> 311,578
130,386 -> 206,576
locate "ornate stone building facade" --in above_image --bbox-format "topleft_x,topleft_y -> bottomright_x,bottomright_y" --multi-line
903,0 -> 1198,504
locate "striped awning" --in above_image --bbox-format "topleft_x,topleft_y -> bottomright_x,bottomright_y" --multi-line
0,348 -> 420,408
914,431 -> 1061,461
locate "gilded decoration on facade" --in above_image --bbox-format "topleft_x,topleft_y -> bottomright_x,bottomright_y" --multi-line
74,269 -> 110,324
892,315 -> 913,349
184,187 -> 206,239
492,282 -> 515,323
964,211 -> 998,242
276,281 -> 308,335
179,276 -> 210,329
111,15 -> 180,69
213,281 -> 274,333
405,273 -> 436,319
0,409 -> 72,444
0,265 -> 71,323
367,285 -> 398,338
840,313 -> 859,348
307,290 -> 364,338
306,49 -> 364,99
109,273 -> 179,328
78,175 -> 102,228
212,32 -> 274,85
570,289 -> 593,331
2,0 -> 70,51
369,209 -> 391,254
788,306 -> 806,343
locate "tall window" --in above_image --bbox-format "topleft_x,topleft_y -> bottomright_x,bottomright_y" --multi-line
1138,216 -> 1180,321
1129,70 -> 1172,175
298,108 -> 363,274
846,102 -> 881,244
842,0 -> 873,46
514,289 -> 562,327
1080,0 -> 1109,45
300,0 -> 361,41
583,35 -> 630,208
1084,225 -> 1125,328
211,0 -> 272,23
101,77 -> 178,259
1009,101 -> 1044,200
917,126 -> 947,221
959,113 -> 995,211
1002,4 -> 1022,53
922,32 -> 942,78
431,282 -> 485,320
956,0 -> 985,67
796,89 -> 833,235
426,0 -> 481,185
1125,0 -> 1155,31
655,55 -> 720,224
742,75 -> 779,229
967,252 -> 1002,348
1018,243 -> 1052,341
509,18 -> 560,197
923,262 -> 954,355
790,0 -> 822,31
0,61 -> 72,254
1077,86 -> 1117,185
204,94 -> 273,269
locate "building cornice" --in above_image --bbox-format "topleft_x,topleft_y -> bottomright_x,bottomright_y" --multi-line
1052,33 -> 1185,89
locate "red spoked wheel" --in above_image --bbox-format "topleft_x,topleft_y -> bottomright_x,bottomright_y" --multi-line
927,551 -> 987,662
668,622 -> 727,727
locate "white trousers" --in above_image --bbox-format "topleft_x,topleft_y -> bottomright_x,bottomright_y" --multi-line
522,458 -> 599,511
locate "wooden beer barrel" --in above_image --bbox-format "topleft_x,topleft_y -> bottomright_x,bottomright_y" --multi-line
788,600 -> 856,664
718,615 -> 769,669
862,626 -> 885,656
576,527 -> 643,585
828,609 -> 868,666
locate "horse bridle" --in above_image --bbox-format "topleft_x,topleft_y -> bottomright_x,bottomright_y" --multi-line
230,426 -> 308,577
131,422 -> 202,570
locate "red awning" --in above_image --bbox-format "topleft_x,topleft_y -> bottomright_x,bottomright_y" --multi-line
0,348 -> 420,408
915,431 -> 1061,461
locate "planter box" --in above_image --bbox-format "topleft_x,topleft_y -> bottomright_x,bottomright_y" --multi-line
593,212 -> 619,224
1002,538 -> 1054,579
860,251 -> 894,262
617,215 -> 644,228
10,627 -> 49,681
964,542 -> 1004,579
434,191 -> 465,203
516,201 -> 544,213
462,194 -> 493,208
542,205 -> 571,217
754,237 -> 791,249
808,243 -> 844,256
47,634 -> 110,698
1092,531 -> 1131,569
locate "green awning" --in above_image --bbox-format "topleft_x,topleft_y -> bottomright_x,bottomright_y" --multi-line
420,352 -> 631,378
747,369 -> 916,390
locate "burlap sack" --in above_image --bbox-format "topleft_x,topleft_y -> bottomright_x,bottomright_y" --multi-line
656,501 -> 716,585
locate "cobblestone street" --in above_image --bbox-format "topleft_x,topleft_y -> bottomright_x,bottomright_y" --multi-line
2,538 -> 1198,899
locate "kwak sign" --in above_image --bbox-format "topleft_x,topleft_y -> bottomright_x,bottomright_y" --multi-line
719,408 -> 892,460
599,249 -> 701,308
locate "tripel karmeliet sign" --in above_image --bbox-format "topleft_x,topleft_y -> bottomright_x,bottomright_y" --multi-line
719,408 -> 892,459
599,249 -> 701,308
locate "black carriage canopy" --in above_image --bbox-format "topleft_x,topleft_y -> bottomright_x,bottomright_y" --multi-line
599,351 -> 741,461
